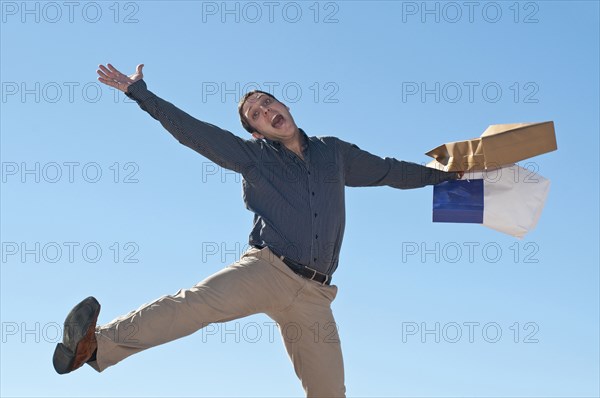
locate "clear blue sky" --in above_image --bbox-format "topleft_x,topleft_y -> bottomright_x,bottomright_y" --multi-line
1,1 -> 598,397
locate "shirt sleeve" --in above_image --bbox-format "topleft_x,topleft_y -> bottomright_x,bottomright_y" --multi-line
336,137 -> 458,189
124,79 -> 260,172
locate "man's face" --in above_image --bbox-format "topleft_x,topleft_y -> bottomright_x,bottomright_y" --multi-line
242,93 -> 298,141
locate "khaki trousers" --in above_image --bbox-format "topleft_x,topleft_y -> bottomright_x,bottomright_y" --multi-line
87,246 -> 346,397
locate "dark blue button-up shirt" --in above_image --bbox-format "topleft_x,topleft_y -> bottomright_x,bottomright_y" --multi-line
125,79 -> 457,276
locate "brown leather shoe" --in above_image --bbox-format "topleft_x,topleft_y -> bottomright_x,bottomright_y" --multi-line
53,296 -> 101,374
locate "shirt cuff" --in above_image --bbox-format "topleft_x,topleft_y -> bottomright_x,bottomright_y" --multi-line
124,79 -> 154,103
439,170 -> 460,183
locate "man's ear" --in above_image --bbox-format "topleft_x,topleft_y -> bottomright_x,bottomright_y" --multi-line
251,131 -> 264,140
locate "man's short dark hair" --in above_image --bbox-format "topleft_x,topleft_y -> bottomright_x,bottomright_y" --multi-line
238,90 -> 280,134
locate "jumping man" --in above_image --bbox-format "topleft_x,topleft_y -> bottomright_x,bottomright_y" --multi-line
52,63 -> 463,397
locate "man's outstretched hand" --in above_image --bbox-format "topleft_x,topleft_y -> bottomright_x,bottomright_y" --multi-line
97,63 -> 144,93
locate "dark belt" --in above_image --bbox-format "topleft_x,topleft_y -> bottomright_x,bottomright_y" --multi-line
252,244 -> 331,285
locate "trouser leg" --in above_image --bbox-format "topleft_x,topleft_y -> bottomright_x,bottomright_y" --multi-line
88,247 -> 297,372
266,259 -> 346,397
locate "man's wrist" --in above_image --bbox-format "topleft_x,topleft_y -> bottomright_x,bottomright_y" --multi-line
124,79 -> 152,102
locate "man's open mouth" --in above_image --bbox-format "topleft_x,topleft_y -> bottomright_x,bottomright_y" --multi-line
271,114 -> 284,128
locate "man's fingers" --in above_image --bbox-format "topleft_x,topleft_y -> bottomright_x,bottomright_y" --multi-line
98,64 -> 113,76
97,77 -> 128,92
106,63 -> 120,74
97,73 -> 118,86
97,69 -> 109,79
97,76 -> 116,86
97,63 -> 140,91
97,77 -> 115,88
110,67 -> 127,81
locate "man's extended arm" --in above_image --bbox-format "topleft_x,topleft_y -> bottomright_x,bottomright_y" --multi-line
336,137 -> 460,189
97,63 -> 259,172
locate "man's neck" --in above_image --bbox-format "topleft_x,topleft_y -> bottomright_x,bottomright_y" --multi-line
280,128 -> 305,159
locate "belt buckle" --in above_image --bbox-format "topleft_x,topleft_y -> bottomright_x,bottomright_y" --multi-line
305,266 -> 329,286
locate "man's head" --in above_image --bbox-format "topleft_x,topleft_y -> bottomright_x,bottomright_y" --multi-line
238,90 -> 298,142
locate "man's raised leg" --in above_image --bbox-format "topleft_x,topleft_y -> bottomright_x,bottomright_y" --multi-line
80,247 -> 299,372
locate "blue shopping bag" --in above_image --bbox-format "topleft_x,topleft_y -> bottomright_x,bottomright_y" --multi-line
433,179 -> 484,224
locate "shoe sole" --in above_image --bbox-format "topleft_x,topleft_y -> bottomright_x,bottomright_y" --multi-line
53,297 -> 100,375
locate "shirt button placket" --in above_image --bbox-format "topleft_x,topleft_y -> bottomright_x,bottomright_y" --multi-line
307,166 -> 318,267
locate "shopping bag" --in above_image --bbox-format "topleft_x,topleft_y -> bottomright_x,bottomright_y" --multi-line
433,164 -> 551,238
426,121 -> 557,172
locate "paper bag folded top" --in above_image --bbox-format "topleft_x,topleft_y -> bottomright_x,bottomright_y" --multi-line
426,121 -> 557,172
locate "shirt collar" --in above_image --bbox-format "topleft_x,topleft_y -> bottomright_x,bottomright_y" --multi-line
263,128 -> 309,152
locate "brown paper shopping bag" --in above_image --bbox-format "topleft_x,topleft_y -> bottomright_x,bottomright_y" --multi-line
426,121 -> 557,172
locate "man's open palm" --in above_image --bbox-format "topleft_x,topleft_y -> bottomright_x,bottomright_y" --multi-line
97,63 -> 144,93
